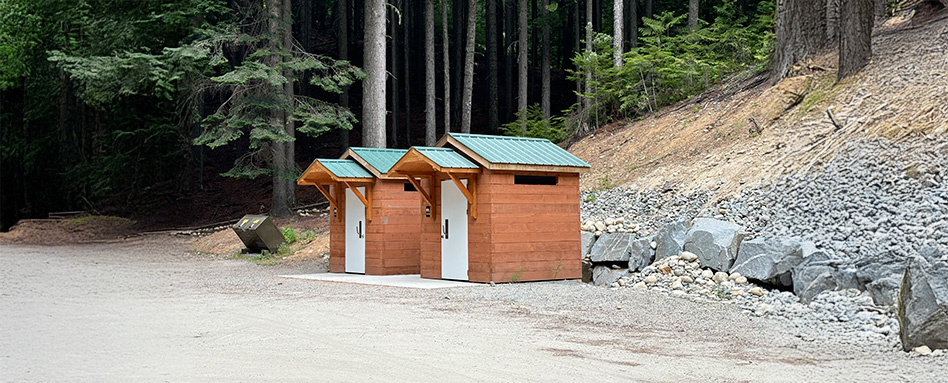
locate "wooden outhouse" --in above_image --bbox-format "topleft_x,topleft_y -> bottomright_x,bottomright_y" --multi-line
297,148 -> 422,275
388,133 -> 591,283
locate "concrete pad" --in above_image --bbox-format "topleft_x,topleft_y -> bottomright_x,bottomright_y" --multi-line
279,273 -> 480,289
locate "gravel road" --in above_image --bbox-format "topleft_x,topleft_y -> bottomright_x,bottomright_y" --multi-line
1,238 -> 944,382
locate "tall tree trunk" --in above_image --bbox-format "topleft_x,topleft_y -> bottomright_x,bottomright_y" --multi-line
461,0 -> 477,133
338,0 -> 351,149
826,0 -> 839,45
390,0 -> 400,148
531,0 -> 539,66
403,0 -> 412,146
541,0 -> 551,120
645,0 -> 652,18
268,0 -> 291,218
452,0 -> 465,128
504,0 -> 515,121
584,0 -> 592,111
442,0 -> 452,132
300,0 -> 313,52
518,0 -> 529,132
592,0 -> 601,31
838,0 -> 873,80
574,0 -> 581,105
628,0 -> 637,47
614,0 -> 623,67
772,0 -> 827,81
283,0 -> 296,210
364,0 -> 387,147
688,0 -> 699,28
487,0 -> 499,132
425,0 -> 437,145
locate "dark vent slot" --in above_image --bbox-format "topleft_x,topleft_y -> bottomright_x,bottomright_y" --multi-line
514,175 -> 557,185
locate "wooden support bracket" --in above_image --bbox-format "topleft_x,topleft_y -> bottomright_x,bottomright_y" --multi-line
343,181 -> 372,221
314,184 -> 337,209
447,172 -> 477,219
406,176 -> 433,206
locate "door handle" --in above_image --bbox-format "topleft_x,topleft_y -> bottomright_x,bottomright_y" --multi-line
356,221 -> 363,239
441,219 -> 449,239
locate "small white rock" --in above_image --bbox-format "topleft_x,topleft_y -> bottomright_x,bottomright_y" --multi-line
680,251 -> 698,262
729,272 -> 743,281
644,275 -> 659,284
914,346 -> 933,356
701,269 -> 714,279
632,281 -> 648,290
735,276 -> 749,285
713,272 -> 729,284
595,231 -> 603,237
731,288 -> 745,296
680,276 -> 694,283
605,218 -> 616,226
671,278 -> 684,290
749,287 -> 764,296
650,241 -> 657,250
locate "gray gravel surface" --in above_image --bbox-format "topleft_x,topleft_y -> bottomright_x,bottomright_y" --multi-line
2,238 -> 947,382
704,137 -> 948,262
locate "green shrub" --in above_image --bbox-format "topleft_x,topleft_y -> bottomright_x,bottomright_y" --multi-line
500,104 -> 568,143
566,1 -> 775,137
282,227 -> 298,244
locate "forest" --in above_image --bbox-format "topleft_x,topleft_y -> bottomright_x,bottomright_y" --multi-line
0,0 -> 887,229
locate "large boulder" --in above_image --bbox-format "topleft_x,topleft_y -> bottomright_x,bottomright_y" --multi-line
592,265 -> 629,286
627,237 -> 655,272
898,256 -> 948,351
867,277 -> 902,307
683,218 -> 745,272
792,242 -> 859,303
730,237 -> 804,287
589,233 -> 634,263
654,220 -> 691,260
581,231 -> 597,259
855,253 -> 907,306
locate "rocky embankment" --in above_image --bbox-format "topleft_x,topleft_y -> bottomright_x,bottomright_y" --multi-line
580,138 -> 948,355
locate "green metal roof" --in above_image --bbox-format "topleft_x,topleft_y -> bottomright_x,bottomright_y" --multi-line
318,159 -> 373,178
447,133 -> 590,168
348,147 -> 408,174
413,147 -> 479,169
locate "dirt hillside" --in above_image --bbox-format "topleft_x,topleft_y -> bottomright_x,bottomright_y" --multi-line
570,14 -> 948,196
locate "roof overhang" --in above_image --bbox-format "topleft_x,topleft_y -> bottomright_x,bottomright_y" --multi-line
437,134 -> 591,173
387,147 -> 481,177
297,159 -> 374,185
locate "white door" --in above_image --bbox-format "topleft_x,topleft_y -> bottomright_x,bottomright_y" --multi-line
441,179 -> 469,280
345,186 -> 366,273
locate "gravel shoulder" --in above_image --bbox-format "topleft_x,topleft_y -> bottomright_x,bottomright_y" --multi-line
1,238 -> 944,382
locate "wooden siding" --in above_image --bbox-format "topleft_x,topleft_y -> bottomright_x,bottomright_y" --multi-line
419,169 -> 581,282
329,180 -> 422,275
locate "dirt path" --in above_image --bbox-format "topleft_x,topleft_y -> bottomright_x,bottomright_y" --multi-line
1,238 -> 942,382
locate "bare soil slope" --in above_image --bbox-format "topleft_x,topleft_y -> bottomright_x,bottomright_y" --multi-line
571,15 -> 948,195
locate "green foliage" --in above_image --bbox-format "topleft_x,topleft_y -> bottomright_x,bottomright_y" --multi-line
282,227 -> 298,244
171,5 -> 365,179
510,266 -> 526,283
500,104 -> 568,143
568,2 -> 775,135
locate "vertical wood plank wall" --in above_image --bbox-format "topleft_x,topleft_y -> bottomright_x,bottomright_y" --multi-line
329,180 -> 422,275
420,169 -> 582,282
